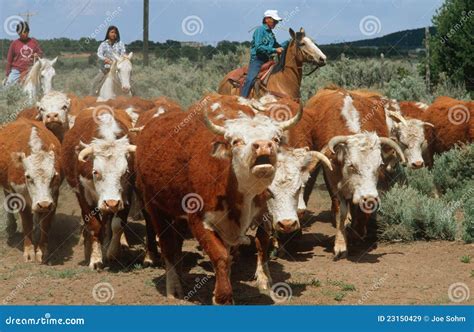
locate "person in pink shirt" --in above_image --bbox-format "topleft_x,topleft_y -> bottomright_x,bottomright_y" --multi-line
4,21 -> 43,86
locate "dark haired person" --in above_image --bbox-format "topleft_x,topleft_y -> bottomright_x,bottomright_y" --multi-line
4,21 -> 43,86
240,10 -> 289,98
92,26 -> 126,94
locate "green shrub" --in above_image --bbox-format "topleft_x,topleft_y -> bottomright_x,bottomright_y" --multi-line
378,184 -> 456,241
401,166 -> 436,197
432,144 -> 474,194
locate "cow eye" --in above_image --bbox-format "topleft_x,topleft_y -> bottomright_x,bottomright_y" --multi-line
62,105 -> 68,110
25,174 -> 31,180
232,139 -> 243,146
92,170 -> 100,178
272,137 -> 280,144
266,188 -> 275,199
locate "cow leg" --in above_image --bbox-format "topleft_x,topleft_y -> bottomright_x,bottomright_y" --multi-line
147,206 -> 183,299
188,215 -> 233,305
323,168 -> 339,227
75,193 -> 103,270
36,210 -> 55,264
107,201 -> 132,261
255,224 -> 272,291
303,166 -> 320,205
334,198 -> 350,260
19,208 -> 35,262
143,208 -> 160,267
4,190 -> 17,237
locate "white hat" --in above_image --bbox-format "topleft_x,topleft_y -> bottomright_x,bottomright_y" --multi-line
264,9 -> 282,21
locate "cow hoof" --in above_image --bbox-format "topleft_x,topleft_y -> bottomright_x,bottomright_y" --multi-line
333,250 -> 348,261
89,257 -> 103,270
143,251 -> 160,268
23,246 -> 35,262
212,295 -> 234,305
166,279 -> 184,299
256,277 -> 272,292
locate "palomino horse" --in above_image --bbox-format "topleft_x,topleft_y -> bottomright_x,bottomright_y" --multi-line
97,52 -> 133,102
23,57 -> 57,104
218,28 -> 326,100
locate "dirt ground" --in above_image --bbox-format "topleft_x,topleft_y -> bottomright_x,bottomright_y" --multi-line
0,178 -> 472,305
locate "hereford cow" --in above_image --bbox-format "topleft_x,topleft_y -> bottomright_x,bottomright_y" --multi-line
62,107 -> 136,269
135,94 -> 302,304
254,146 -> 332,290
420,96 -> 473,166
289,87 -> 405,258
0,118 -> 62,263
351,90 -> 434,169
17,91 -> 71,141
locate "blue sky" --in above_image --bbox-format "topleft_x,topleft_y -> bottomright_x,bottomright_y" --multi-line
0,0 -> 444,44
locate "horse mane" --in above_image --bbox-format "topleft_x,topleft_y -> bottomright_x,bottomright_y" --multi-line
272,39 -> 291,73
23,60 -> 42,87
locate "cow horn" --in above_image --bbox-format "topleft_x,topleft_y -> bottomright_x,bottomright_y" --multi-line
312,151 -> 333,171
387,111 -> 407,126
423,122 -> 434,128
203,109 -> 226,136
380,137 -> 406,163
127,145 -> 137,153
279,103 -> 303,131
78,146 -> 94,162
328,135 -> 349,154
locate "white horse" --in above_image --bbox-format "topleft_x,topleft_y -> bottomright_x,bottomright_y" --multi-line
22,57 -> 57,104
97,52 -> 133,102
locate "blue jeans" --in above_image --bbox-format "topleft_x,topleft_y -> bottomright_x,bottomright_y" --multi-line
5,69 -> 21,87
240,57 -> 265,98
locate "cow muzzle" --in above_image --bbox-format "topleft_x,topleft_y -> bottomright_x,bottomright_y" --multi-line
100,199 -> 122,213
33,200 -> 54,213
251,141 -> 276,178
410,160 -> 424,169
275,219 -> 300,233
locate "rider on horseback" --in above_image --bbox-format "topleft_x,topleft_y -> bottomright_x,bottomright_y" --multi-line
92,25 -> 126,95
4,21 -> 43,87
240,10 -> 289,98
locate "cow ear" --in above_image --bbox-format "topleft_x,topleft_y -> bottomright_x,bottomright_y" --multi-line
334,145 -> 346,164
211,141 -> 231,160
289,28 -> 296,39
11,152 -> 26,168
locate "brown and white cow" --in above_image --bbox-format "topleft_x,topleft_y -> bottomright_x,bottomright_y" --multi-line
17,91 -> 71,142
135,94 -> 302,304
416,96 -> 472,166
288,87 -> 405,258
0,118 -> 62,263
62,107 -> 136,269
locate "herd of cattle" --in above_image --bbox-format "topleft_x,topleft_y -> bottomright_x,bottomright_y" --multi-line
0,88 -> 472,304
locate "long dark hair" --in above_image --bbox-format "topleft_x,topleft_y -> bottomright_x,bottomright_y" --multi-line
104,26 -> 120,42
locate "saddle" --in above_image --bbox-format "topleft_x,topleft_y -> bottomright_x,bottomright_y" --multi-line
226,60 -> 276,94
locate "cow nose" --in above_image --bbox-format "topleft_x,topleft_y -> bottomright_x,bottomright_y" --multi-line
104,199 -> 120,212
252,140 -> 273,155
37,201 -> 53,211
411,161 -> 424,169
46,113 -> 59,122
122,86 -> 130,93
276,219 -> 299,233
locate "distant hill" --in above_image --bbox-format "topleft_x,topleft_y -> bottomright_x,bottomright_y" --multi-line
318,27 -> 436,59
324,27 -> 436,49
